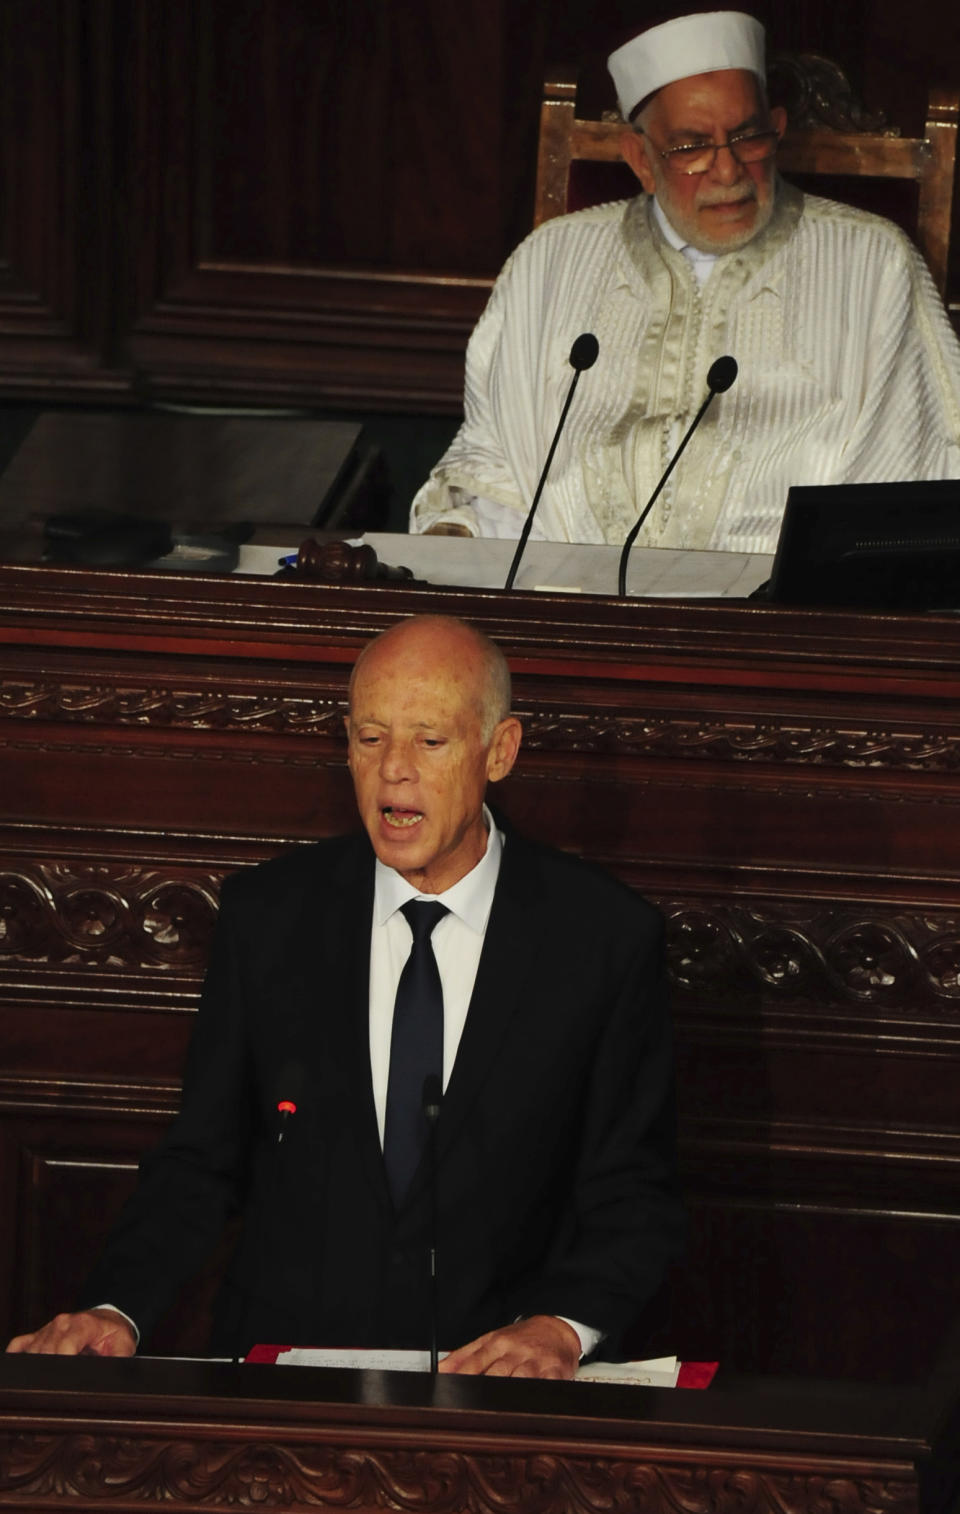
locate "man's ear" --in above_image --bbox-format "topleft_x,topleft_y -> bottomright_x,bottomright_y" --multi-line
620,126 -> 657,195
486,717 -> 522,785
771,104 -> 787,142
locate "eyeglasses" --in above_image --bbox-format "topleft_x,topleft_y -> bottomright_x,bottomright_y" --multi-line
645,128 -> 780,176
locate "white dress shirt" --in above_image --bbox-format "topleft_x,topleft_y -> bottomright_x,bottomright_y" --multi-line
369,806 -> 503,1142
651,195 -> 718,287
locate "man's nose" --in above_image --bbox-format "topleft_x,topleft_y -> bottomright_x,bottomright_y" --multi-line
380,738 -> 416,781
709,142 -> 743,185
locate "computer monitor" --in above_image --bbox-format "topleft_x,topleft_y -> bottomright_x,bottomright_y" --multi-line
767,479 -> 960,610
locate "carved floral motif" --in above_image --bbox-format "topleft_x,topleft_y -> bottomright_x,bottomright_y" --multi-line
519,711 -> 960,771
0,678 -> 346,737
5,677 -> 960,773
0,863 -> 221,969
665,902 -> 960,1008
768,52 -> 892,134
2,859 -> 960,1013
0,1433 -> 920,1514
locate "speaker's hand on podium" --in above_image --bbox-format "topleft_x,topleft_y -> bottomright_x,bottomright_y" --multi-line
438,1314 -> 580,1380
6,1307 -> 136,1357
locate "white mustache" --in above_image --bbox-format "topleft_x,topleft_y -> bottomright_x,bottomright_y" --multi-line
696,185 -> 759,207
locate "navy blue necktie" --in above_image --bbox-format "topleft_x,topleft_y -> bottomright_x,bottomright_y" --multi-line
383,900 -> 448,1206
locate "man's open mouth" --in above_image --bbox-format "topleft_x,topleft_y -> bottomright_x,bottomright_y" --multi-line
382,807 -> 423,829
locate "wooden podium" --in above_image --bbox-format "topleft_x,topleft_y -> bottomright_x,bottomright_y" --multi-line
1,556 -> 960,1380
1,1353 -> 958,1514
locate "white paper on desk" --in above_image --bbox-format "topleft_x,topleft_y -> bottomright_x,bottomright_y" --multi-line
275,1347 -> 442,1371
577,1355 -> 680,1388
359,535 -> 772,599
233,535 -> 773,600
272,1346 -> 679,1386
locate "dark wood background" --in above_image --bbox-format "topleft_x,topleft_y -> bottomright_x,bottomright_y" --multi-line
1,0 -> 958,416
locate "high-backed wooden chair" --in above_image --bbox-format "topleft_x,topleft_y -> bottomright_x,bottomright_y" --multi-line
533,56 -> 959,297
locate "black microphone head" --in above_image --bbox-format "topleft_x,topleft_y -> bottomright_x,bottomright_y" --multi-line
422,1073 -> 442,1124
569,332 -> 599,372
707,355 -> 738,394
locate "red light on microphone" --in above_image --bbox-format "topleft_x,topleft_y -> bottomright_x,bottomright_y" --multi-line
277,1099 -> 297,1116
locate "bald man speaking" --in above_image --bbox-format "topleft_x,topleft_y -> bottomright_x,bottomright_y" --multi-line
8,617 -> 680,1379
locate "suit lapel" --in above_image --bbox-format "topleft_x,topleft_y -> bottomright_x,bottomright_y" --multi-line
431,827 -> 539,1160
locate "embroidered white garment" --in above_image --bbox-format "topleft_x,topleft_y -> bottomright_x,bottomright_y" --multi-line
409,185 -> 960,556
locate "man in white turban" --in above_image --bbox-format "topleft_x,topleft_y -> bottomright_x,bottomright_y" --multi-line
409,11 -> 960,555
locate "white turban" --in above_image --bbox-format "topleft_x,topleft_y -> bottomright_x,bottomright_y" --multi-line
608,11 -> 766,120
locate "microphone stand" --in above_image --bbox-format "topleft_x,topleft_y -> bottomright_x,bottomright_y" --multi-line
422,1075 -> 442,1372
504,333 -> 599,591
617,355 -> 738,597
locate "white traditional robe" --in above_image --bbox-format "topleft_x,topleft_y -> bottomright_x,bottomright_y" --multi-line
409,184 -> 960,555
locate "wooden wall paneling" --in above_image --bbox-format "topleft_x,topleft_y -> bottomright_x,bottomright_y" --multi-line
504,665 -> 960,1377
122,1 -> 505,411
9,1124 -> 142,1341
0,0 -> 128,397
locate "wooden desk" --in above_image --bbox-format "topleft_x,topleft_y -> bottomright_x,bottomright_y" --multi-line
1,560 -> 960,1375
1,1355 -> 958,1514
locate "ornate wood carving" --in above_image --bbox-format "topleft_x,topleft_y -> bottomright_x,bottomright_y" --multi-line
664,902 -> 960,1013
2,855 -> 960,1023
769,53 -> 893,133
0,677 -> 348,738
0,1433 -> 921,1514
0,863 -> 222,970
520,710 -> 960,772
9,673 -> 960,777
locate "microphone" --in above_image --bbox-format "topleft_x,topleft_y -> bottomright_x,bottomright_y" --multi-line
422,1073 -> 442,1371
617,355 -> 738,597
504,333 -> 599,591
274,1061 -> 304,1145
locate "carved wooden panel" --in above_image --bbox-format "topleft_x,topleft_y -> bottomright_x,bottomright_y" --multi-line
0,861 -> 220,971
12,1140 -> 139,1335
11,665 -> 960,774
665,898 -> 960,1014
0,1435 -> 925,1514
5,850 -> 960,1023
122,0 -> 509,410
1,1120 -> 235,1353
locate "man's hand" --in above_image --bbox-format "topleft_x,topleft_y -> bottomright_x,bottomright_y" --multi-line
423,523 -> 472,537
438,1315 -> 580,1379
6,1308 -> 137,1357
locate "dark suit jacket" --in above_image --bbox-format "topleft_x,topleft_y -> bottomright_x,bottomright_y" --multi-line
82,824 -> 681,1357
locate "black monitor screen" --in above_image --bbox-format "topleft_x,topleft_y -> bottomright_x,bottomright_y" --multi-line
768,479 -> 960,610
